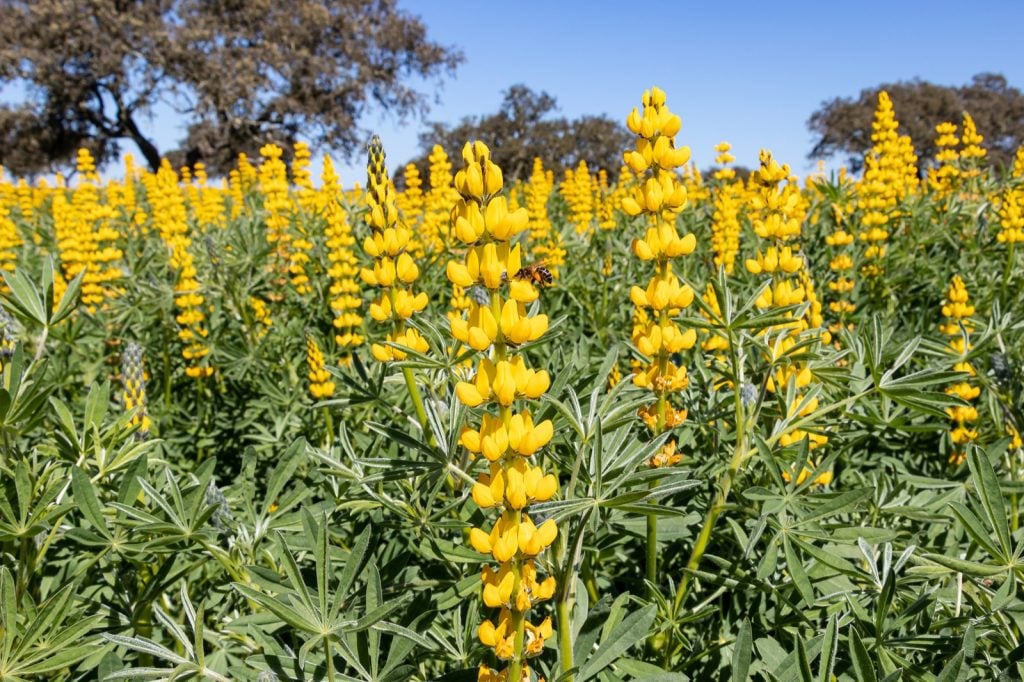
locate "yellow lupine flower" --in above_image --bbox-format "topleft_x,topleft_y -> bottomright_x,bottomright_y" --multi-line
622,90 -> 697,458
305,334 -> 336,399
363,136 -> 429,363
150,160 -> 214,378
447,141 -> 559,678
856,92 -> 917,277
321,156 -> 364,360
710,144 -> 743,274
940,275 -> 979,465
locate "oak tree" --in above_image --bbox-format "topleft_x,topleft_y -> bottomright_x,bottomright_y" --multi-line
0,0 -> 462,175
808,73 -> 1024,172
406,84 -> 632,183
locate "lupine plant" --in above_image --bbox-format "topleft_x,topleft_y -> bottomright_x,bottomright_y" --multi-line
0,85 -> 1023,681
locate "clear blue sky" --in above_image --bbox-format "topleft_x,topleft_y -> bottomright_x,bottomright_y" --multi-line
6,0 -> 1024,183
318,0 -> 1024,182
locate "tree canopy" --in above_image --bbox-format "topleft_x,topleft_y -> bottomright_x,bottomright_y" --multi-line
0,0 -> 462,175
807,73 -> 1024,172
407,84 -> 632,183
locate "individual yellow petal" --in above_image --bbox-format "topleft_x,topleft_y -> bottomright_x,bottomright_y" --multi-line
469,527 -> 492,554
455,382 -> 484,407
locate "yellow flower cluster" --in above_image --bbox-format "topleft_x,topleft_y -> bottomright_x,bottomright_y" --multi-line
258,145 -> 294,291
621,87 -> 697,450
710,142 -> 742,274
249,297 -> 272,340
52,149 -> 123,312
595,168 -> 617,230
320,157 -> 364,361
856,91 -> 917,277
120,341 -> 151,439
825,191 -> 858,333
422,145 -> 459,251
149,161 -> 214,378
7,173 -> 33,226
745,150 -> 829,454
397,162 -> 425,227
999,148 -> 1024,244
0,180 -> 22,291
192,163 -> 227,229
929,121 -> 960,196
305,334 -> 336,399
782,465 -> 833,486
445,141 -> 557,681
959,113 -> 987,178
288,142 -> 316,294
362,136 -> 429,362
700,283 -> 729,355
940,275 -> 978,466
681,162 -> 709,205
228,153 -> 258,220
525,158 -> 565,278
562,160 -> 596,234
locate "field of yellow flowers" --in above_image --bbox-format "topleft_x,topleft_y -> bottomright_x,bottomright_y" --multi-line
2,87 -> 1024,681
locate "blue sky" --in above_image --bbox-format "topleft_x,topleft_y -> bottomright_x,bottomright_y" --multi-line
324,0 -> 1024,182
5,0 -> 1024,183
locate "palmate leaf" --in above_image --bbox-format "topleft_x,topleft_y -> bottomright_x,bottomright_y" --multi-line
1,269 -> 47,327
0,573 -> 104,678
966,445 -> 1013,560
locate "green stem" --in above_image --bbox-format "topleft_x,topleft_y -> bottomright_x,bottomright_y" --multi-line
647,258 -> 671,594
507,539 -> 527,681
581,556 -> 599,603
322,406 -> 335,450
401,366 -> 429,434
31,324 -> 49,366
671,380 -> 747,621
324,637 -> 336,682
558,597 -> 574,678
646,509 -> 659,590
1002,242 -> 1015,303
1012,446 -> 1020,533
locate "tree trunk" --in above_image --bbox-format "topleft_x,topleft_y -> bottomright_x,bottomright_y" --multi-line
122,113 -> 162,172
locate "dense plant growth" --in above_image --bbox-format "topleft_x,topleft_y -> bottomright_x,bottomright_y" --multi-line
1,87 -> 1024,681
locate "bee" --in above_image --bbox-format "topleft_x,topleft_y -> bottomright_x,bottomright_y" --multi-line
512,261 -> 554,287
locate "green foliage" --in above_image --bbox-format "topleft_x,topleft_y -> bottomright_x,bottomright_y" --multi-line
1,154 -> 1024,682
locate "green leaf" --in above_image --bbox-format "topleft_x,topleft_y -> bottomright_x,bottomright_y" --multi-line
948,502 -> 1003,561
920,552 -> 1005,577
49,267 -> 83,325
732,619 -> 752,682
2,568 -> 16,661
263,438 -> 305,515
817,614 -> 838,682
2,270 -> 46,326
795,638 -> 813,682
934,650 -> 964,682
577,604 -> 656,681
335,525 -> 371,620
783,534 -> 814,606
967,447 -> 1011,559
315,512 -> 330,620
232,583 -> 321,634
71,466 -> 110,539
796,488 -> 872,526
849,628 -> 877,682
